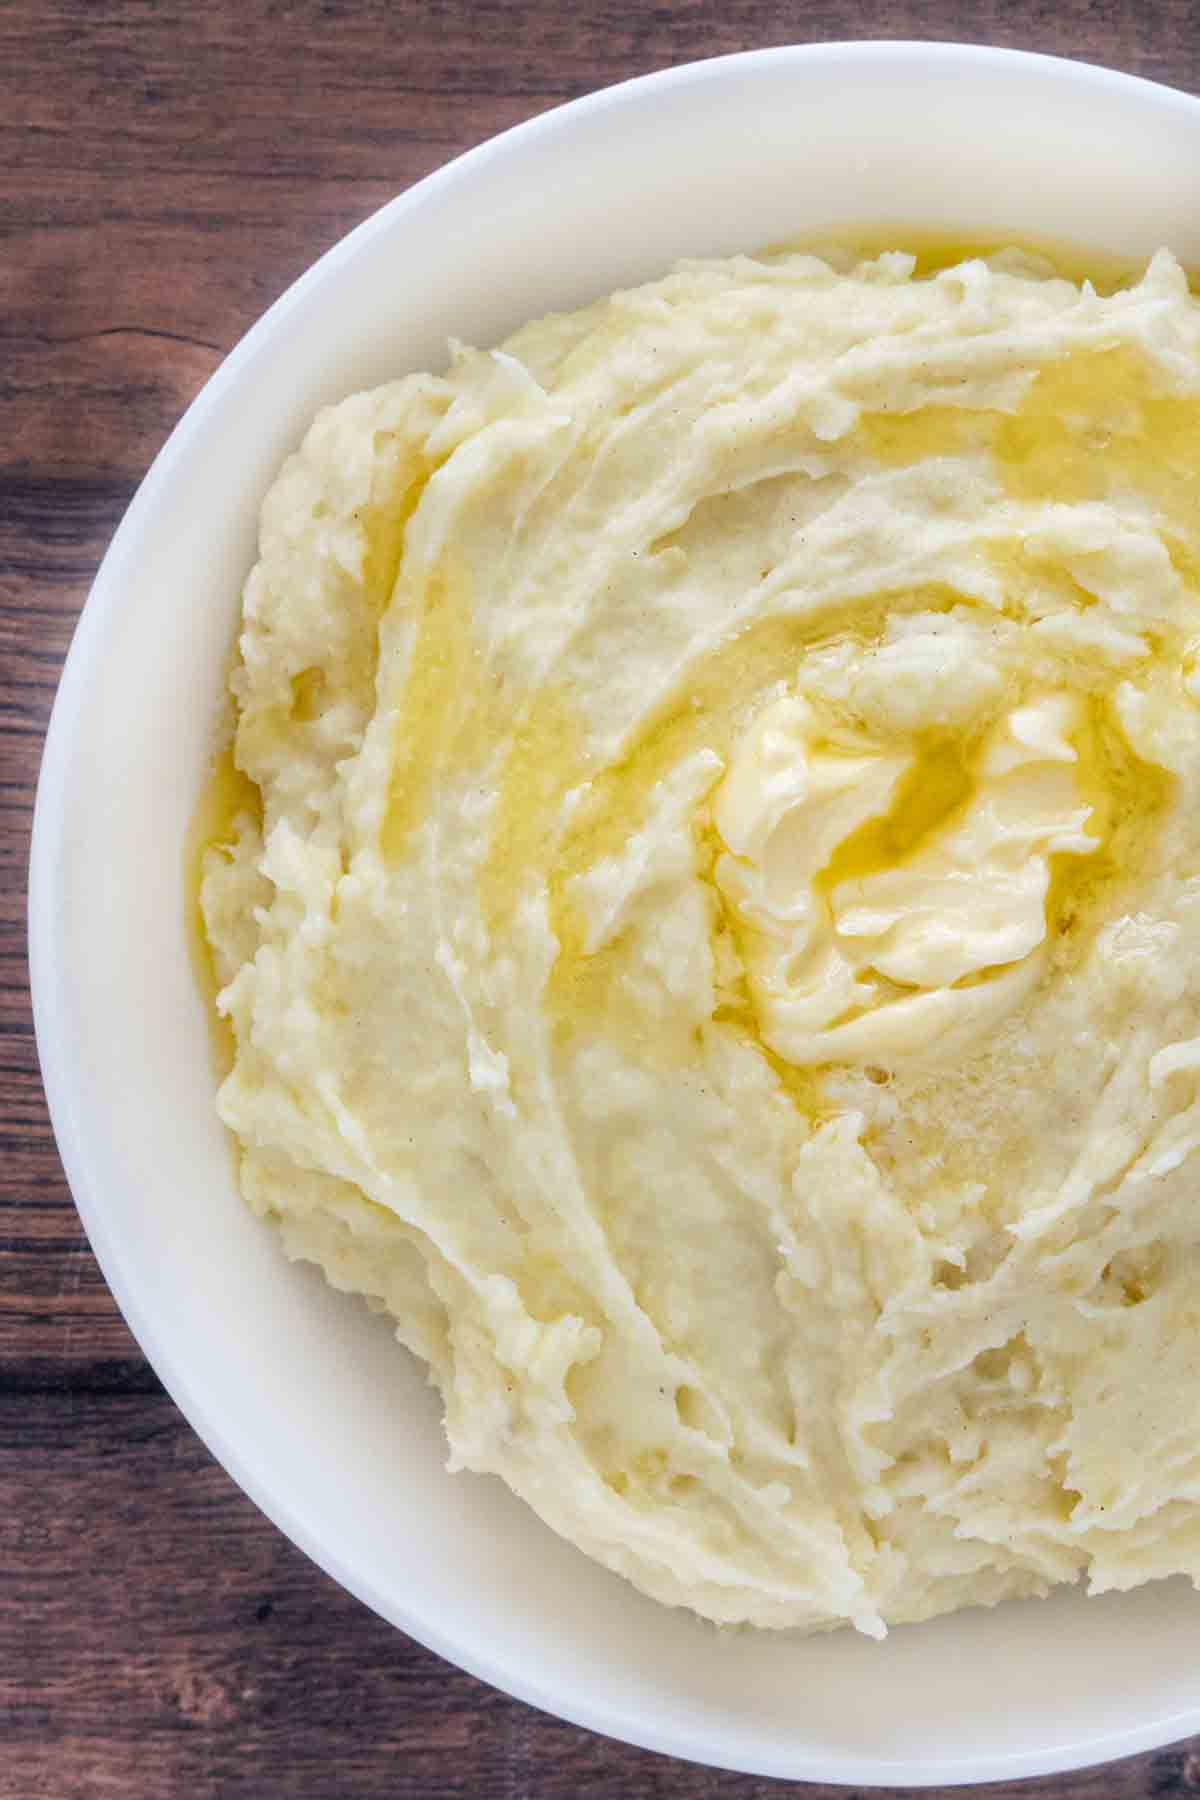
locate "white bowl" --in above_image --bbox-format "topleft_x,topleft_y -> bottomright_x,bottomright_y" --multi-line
30,41 -> 1200,1785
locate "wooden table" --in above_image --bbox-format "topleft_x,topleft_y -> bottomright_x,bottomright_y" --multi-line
6,3 -> 1200,1794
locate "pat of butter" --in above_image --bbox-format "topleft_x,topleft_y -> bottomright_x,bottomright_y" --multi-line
713,691 -> 1099,1065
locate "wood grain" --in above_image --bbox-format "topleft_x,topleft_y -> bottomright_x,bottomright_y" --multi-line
4,1 -> 1200,1793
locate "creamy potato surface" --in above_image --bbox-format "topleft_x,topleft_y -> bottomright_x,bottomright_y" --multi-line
202,246 -> 1200,1633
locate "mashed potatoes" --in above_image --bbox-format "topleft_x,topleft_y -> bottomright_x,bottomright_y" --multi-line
201,243 -> 1200,1635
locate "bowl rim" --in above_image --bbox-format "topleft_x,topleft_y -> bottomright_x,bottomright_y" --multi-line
28,38 -> 1200,1786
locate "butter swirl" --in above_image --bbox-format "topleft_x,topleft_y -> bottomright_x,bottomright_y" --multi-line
713,690 -> 1100,1064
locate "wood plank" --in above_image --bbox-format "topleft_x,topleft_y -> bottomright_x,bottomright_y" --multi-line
1,477 -> 143,1383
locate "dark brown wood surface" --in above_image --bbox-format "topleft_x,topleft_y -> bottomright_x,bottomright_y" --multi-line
6,3 -> 1200,1794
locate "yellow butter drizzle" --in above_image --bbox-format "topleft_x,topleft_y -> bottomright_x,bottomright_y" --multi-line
862,342 -> 1200,551
186,738 -> 262,1076
381,558 -> 478,861
816,734 -> 977,898
779,224 -> 1191,295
